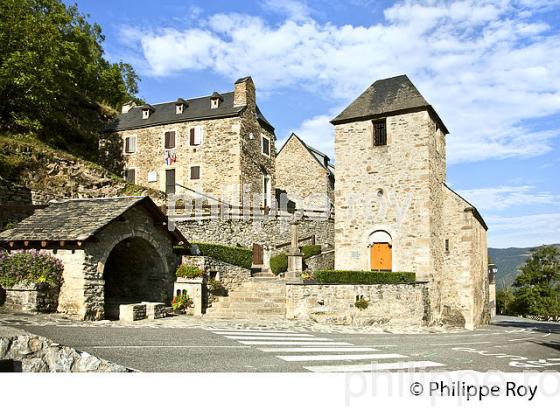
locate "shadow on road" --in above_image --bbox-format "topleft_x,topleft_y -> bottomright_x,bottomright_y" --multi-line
492,316 -> 560,334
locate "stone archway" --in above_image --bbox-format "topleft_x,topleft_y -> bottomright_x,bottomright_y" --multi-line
102,236 -> 168,319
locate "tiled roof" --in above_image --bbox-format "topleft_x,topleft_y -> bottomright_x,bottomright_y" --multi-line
105,92 -> 274,132
0,196 -> 188,243
331,75 -> 448,133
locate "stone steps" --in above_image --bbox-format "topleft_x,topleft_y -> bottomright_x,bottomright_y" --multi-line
205,278 -> 287,319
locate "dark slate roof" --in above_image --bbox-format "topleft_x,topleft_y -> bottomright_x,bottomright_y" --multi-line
105,92 -> 274,133
445,184 -> 488,231
278,133 -> 334,176
0,196 -> 188,244
331,75 -> 448,133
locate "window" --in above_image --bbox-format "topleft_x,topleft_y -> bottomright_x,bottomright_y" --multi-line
211,98 -> 219,109
124,136 -> 136,154
142,109 -> 150,119
165,169 -> 176,195
445,239 -> 450,253
124,169 -> 136,184
190,126 -> 203,146
373,119 -> 387,146
262,135 -> 270,156
164,131 -> 176,149
190,166 -> 201,180
263,174 -> 271,208
147,171 -> 157,183
176,104 -> 184,114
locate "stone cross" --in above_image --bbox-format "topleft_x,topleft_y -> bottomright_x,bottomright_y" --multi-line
286,221 -> 303,279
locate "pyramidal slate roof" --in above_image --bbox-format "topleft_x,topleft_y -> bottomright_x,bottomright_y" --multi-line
278,133 -> 334,176
105,92 -> 274,133
0,196 -> 187,243
331,75 -> 448,133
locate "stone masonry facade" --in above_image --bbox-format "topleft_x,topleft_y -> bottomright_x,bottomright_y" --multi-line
275,133 -> 334,210
332,75 -> 489,329
105,77 -> 276,207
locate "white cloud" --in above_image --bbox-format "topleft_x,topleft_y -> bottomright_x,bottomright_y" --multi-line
260,0 -> 311,20
457,185 -> 560,211
123,0 -> 560,163
486,213 -> 560,248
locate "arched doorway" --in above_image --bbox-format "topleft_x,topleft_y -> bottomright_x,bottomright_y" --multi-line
103,236 -> 167,319
368,230 -> 392,271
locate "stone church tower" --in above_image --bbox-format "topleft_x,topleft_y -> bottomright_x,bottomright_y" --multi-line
331,75 -> 489,328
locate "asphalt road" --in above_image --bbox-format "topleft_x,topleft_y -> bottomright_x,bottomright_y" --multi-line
14,316 -> 560,372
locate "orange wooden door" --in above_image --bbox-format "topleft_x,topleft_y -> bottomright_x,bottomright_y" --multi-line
370,243 -> 392,271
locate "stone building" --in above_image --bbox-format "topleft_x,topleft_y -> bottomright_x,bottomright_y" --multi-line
331,75 -> 489,329
0,197 -> 187,320
103,77 -> 276,208
275,133 -> 335,210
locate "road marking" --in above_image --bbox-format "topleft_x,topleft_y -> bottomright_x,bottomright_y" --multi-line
214,332 -> 315,337
431,341 -> 493,346
304,360 -> 445,372
277,353 -> 406,362
87,345 -> 251,349
224,336 -> 333,341
210,328 -> 296,333
258,347 -> 379,353
238,341 -> 353,346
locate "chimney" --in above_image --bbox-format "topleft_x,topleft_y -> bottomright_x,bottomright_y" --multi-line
233,76 -> 255,107
121,100 -> 136,114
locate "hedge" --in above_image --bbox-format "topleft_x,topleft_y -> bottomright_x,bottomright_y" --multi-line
176,264 -> 204,279
314,270 -> 416,285
301,245 -> 322,259
194,243 -> 252,270
270,253 -> 288,275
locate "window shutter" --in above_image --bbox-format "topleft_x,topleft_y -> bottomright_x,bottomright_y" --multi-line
190,128 -> 195,146
125,169 -> 135,184
125,138 -> 130,153
195,126 -> 203,145
165,131 -> 175,149
191,166 -> 200,180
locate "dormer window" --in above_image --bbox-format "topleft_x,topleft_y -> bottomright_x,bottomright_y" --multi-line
210,92 -> 223,109
176,98 -> 187,114
140,104 -> 155,119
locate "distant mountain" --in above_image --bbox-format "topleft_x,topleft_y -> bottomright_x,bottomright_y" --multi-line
489,244 -> 560,289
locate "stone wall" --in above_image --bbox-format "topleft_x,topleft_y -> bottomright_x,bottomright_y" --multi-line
304,250 -> 335,272
0,326 -> 128,372
286,283 -> 428,326
2,282 -> 59,313
182,255 -> 251,292
333,110 -> 444,284
441,187 -> 490,329
176,217 -> 334,249
275,135 -> 333,209
111,77 -> 276,207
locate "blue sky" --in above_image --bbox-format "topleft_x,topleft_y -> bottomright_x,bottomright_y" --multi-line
67,0 -> 560,248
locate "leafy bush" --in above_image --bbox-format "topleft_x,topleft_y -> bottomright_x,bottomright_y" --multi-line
172,292 -> 193,312
314,270 -> 416,285
496,288 -> 515,315
176,264 -> 204,279
270,253 -> 288,275
194,243 -> 252,269
0,250 -> 64,288
208,278 -> 227,296
301,245 -> 322,259
355,297 -> 369,310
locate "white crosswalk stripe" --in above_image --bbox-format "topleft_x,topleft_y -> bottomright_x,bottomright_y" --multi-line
304,361 -> 445,372
258,347 -> 378,353
224,336 -> 333,341
214,332 -> 314,337
238,341 -> 353,345
277,353 -> 406,362
209,328 -> 446,372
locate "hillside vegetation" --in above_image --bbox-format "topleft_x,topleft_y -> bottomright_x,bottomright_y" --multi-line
489,245 -> 560,288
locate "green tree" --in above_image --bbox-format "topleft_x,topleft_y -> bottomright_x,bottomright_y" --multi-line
0,0 -> 140,155
496,287 -> 514,315
511,246 -> 560,320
